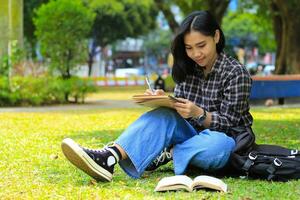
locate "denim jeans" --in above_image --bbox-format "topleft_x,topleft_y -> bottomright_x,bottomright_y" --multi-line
115,107 -> 235,178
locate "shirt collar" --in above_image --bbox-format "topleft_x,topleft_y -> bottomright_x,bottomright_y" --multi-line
209,52 -> 225,75
196,52 -> 225,78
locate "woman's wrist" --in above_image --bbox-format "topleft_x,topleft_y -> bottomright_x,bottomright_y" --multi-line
193,107 -> 204,118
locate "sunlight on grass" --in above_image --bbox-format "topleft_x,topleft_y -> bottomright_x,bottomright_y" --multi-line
0,106 -> 299,199
87,86 -> 145,100
86,86 -> 173,101
251,107 -> 300,147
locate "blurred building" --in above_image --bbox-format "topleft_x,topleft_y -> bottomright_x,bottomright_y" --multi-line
113,38 -> 144,68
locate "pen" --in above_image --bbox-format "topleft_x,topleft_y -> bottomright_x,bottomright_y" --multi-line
145,75 -> 155,94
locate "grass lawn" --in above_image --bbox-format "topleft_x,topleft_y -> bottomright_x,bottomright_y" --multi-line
0,88 -> 300,199
87,86 -> 146,100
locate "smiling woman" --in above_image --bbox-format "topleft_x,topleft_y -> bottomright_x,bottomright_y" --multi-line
184,30 -> 219,75
60,10 -> 255,184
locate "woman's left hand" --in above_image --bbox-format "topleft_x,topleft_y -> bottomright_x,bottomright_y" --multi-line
173,98 -> 202,119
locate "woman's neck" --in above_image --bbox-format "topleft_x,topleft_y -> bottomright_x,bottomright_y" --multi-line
203,53 -> 218,76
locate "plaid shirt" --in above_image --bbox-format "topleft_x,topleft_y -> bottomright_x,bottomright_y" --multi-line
174,52 -> 253,133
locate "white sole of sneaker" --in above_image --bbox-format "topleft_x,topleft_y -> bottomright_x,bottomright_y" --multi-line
61,138 -> 112,182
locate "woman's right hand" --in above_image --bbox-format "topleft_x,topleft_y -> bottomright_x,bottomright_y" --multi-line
144,89 -> 165,95
154,89 -> 165,95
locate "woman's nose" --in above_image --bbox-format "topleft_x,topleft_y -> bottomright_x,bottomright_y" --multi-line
193,50 -> 202,58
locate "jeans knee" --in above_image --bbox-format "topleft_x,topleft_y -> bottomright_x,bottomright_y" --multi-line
149,107 -> 179,120
201,130 -> 235,153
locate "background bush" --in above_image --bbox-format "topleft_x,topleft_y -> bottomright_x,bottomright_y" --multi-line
0,76 -> 96,106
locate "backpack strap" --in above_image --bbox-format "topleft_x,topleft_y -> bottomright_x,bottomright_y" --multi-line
242,152 -> 257,171
291,149 -> 299,155
266,158 -> 283,180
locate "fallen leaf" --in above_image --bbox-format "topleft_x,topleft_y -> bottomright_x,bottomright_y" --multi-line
89,179 -> 97,186
50,154 -> 59,160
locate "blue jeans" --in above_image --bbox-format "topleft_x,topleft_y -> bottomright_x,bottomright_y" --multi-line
115,107 -> 235,178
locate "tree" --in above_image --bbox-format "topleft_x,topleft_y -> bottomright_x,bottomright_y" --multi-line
34,0 -> 95,79
241,0 -> 300,74
143,29 -> 173,58
173,0 -> 230,25
23,0 -> 49,57
153,0 -> 179,33
154,0 -> 230,33
86,0 -> 158,76
269,0 -> 300,74
222,11 -> 276,54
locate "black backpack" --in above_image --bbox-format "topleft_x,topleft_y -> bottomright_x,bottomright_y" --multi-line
228,128 -> 300,182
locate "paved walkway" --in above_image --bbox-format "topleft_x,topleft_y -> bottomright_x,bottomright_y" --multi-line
0,100 -> 140,112
1,99 -> 300,113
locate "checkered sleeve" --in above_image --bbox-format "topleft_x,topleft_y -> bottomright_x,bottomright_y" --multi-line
174,83 -> 185,98
210,68 -> 252,131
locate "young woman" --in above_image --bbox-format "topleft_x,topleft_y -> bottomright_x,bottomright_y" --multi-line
61,10 -> 254,182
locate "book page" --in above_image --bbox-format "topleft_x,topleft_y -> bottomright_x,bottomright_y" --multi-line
154,175 -> 194,192
132,95 -> 176,109
192,175 -> 227,193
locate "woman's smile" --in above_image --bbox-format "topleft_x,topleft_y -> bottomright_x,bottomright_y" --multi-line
195,57 -> 205,65
184,30 -> 218,70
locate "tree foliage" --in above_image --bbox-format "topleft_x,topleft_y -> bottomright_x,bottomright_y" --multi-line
222,11 -> 276,54
85,0 -> 158,76
91,0 -> 157,46
88,0 -> 157,47
153,0 -> 180,33
154,0 -> 230,33
142,28 -> 172,57
23,0 -> 49,49
173,0 -> 230,25
34,0 -> 95,79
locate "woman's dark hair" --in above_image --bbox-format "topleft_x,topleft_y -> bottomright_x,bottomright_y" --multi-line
171,11 -> 225,83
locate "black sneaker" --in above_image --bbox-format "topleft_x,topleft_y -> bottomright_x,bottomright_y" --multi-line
145,147 -> 172,171
61,138 -> 119,182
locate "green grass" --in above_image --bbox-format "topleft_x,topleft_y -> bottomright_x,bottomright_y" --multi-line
0,97 -> 300,199
86,85 -> 173,101
87,86 -> 146,100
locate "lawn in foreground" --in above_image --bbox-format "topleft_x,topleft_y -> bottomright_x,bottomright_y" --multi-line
0,106 -> 299,199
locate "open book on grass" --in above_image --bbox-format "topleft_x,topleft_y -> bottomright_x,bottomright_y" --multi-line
132,94 -> 182,109
154,175 -> 227,193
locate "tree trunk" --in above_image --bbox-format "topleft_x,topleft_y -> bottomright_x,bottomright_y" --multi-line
87,51 -> 93,77
286,17 -> 300,73
155,0 -> 229,34
270,1 -> 286,74
87,39 -> 102,76
207,0 -> 230,25
154,0 -> 179,33
65,49 -> 72,79
87,39 -> 96,76
271,0 -> 300,74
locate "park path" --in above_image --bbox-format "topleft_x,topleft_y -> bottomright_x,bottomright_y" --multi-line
1,99 -> 300,113
0,100 -> 140,113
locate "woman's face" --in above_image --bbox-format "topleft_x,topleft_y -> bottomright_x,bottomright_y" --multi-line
184,30 -> 219,69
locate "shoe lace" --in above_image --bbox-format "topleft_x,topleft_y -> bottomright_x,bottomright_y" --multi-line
83,141 -> 115,153
153,148 -> 172,166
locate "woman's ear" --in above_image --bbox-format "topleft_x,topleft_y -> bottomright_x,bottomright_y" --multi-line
214,30 -> 220,44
